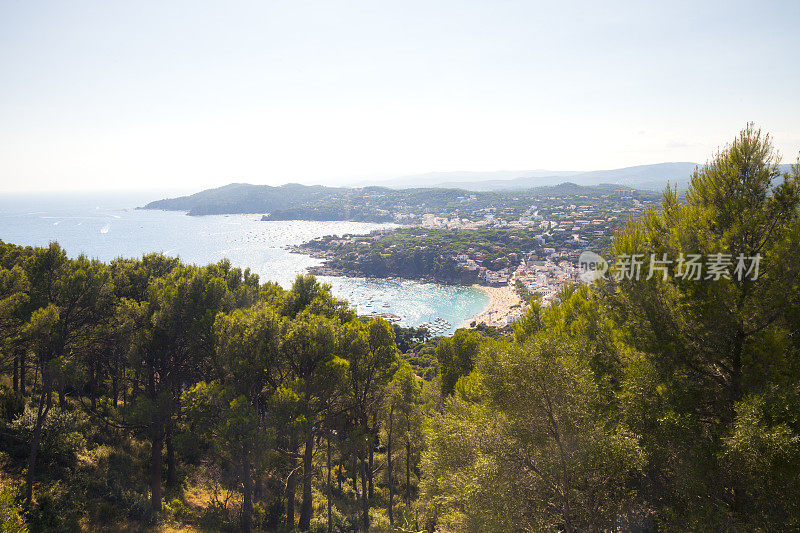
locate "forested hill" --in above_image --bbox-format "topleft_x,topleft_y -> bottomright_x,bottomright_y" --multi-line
141,181 -> 644,219
142,182 -> 349,216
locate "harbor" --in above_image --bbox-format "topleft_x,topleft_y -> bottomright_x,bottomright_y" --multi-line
322,276 -> 490,336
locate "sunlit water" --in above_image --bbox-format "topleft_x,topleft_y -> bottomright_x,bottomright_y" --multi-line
0,191 -> 489,334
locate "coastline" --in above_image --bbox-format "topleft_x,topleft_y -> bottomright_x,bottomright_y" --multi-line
468,284 -> 524,328
297,249 -> 473,286
294,246 -> 526,330
292,243 -> 530,331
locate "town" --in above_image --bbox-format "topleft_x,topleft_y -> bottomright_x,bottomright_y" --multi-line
296,186 -> 658,321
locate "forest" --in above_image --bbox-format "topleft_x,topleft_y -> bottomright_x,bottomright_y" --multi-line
1,125 -> 800,532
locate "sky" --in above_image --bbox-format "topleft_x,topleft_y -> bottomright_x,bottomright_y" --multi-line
0,0 -> 799,193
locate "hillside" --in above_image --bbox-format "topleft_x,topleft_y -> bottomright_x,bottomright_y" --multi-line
141,182 -> 653,220
141,182 -> 348,216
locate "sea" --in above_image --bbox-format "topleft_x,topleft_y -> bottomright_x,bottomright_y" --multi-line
0,191 -> 489,335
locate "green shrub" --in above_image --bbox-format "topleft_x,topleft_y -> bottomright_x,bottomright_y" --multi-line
94,499 -> 120,526
368,508 -> 391,531
165,497 -> 191,523
174,427 -> 206,465
126,492 -> 156,524
0,386 -> 24,423
26,481 -> 82,533
198,496 -> 235,531
10,406 -> 86,468
0,484 -> 28,533
308,503 -> 350,533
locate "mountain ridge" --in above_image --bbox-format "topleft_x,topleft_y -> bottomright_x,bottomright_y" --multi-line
358,162 -> 700,191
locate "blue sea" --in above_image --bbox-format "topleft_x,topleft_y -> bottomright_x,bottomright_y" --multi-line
0,191 -> 489,334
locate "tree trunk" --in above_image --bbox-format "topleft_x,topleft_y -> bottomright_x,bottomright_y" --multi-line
547,391 -> 573,533
730,334 -> 744,407
728,333 -> 745,515
19,350 -> 26,395
111,372 -> 118,405
150,430 -> 164,514
286,439 -> 297,528
298,428 -> 315,531
12,353 -> 19,392
24,386 -> 51,507
254,475 -> 263,501
406,440 -> 411,505
352,455 -> 359,499
58,386 -> 67,411
32,360 -> 39,392
327,436 -> 332,533
368,415 -> 376,499
387,404 -> 394,524
90,361 -> 97,410
361,457 -> 369,531
241,462 -> 253,533
166,429 -> 177,486
368,438 -> 375,499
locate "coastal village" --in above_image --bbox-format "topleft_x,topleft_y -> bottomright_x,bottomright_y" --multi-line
300,188 -> 656,330
462,254 -> 581,328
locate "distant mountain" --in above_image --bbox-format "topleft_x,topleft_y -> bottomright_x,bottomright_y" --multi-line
458,163 -> 702,191
368,162 -> 798,191
352,169 -> 580,189
359,163 -> 700,191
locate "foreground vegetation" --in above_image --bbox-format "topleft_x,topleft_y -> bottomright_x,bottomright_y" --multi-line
2,125 -> 800,531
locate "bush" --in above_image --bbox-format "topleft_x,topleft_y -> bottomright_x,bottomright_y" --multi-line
368,508 -> 391,531
0,386 -> 24,423
308,503 -> 350,533
85,444 -> 137,499
10,406 -> 86,467
174,427 -> 206,465
26,481 -> 82,532
165,497 -> 191,523
126,492 -> 156,524
94,500 -> 120,526
0,484 -> 28,533
198,501 -> 231,531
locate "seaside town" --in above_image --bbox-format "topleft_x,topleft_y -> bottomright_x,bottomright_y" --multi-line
461,251 -> 582,328
298,187 -> 657,329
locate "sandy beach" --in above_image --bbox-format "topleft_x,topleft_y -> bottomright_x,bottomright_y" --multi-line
469,284 -> 524,327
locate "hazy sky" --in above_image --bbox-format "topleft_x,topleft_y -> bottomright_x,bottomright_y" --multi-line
1,0 -> 799,192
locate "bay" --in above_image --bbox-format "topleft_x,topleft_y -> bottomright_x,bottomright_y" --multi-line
0,191 -> 489,334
